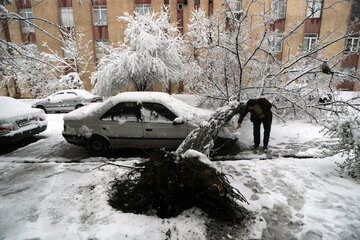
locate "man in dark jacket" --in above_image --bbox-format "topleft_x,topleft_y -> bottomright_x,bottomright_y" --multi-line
236,98 -> 272,151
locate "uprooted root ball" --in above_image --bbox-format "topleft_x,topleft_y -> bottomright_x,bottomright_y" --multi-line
108,151 -> 249,222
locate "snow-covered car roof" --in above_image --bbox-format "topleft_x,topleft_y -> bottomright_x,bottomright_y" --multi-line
0,96 -> 44,121
64,91 -> 212,123
52,89 -> 98,98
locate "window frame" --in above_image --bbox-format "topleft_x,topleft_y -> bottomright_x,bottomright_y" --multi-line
271,34 -> 283,53
19,8 -> 35,33
306,0 -> 322,18
303,33 -> 318,52
141,102 -> 177,123
177,3 -> 183,10
95,39 -> 109,59
62,41 -> 73,59
345,36 -> 360,52
100,102 -> 141,123
92,5 -> 108,26
227,0 -> 242,12
60,7 -> 74,27
271,0 -> 286,19
135,4 -> 151,15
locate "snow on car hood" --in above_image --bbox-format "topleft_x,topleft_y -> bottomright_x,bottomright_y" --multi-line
64,92 -> 213,124
63,102 -> 104,121
0,96 -> 45,122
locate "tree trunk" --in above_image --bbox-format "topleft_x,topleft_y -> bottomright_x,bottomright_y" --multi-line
176,101 -> 244,156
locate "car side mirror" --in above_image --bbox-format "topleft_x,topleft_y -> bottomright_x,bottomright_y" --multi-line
173,117 -> 184,125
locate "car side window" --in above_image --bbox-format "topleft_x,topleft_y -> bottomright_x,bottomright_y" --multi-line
100,102 -> 141,123
66,92 -> 78,96
51,92 -> 64,99
62,92 -> 78,99
141,102 -> 176,123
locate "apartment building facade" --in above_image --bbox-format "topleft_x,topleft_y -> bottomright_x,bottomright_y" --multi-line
1,0 -> 359,97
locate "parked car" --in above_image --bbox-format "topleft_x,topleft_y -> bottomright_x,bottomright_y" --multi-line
31,89 -> 102,113
62,92 -> 237,155
0,96 -> 47,145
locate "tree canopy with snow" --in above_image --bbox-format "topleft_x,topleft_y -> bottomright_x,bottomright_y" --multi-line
92,10 -> 192,97
186,3 -> 360,121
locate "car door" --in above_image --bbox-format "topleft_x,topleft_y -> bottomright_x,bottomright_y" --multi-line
99,102 -> 144,148
45,92 -> 64,112
61,92 -> 79,111
141,102 -> 189,149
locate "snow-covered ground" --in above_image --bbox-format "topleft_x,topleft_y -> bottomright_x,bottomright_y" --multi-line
1,105 -> 360,239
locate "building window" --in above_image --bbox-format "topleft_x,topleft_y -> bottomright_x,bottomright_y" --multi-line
227,0 -> 242,12
19,8 -> 34,32
23,42 -> 38,52
93,6 -> 108,26
271,0 -> 286,19
303,33 -> 318,51
341,67 -> 356,81
135,4 -> 151,15
95,40 -> 109,59
306,0 -> 322,18
60,7 -> 74,27
62,42 -> 72,59
345,36 -> 360,52
351,0 -> 360,18
271,34 -> 283,52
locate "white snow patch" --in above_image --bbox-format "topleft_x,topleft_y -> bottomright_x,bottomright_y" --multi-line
182,149 -> 212,165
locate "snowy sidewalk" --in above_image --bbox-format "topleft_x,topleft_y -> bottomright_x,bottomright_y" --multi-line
1,114 -> 360,239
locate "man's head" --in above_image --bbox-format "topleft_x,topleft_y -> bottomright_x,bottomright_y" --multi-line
247,99 -> 257,110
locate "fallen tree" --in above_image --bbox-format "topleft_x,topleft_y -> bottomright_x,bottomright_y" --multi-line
108,102 -> 248,222
108,150 -> 248,222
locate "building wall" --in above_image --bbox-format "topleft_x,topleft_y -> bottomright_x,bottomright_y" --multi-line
1,0 -> 358,98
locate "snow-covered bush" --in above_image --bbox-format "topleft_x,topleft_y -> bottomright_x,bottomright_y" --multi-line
323,115 -> 360,178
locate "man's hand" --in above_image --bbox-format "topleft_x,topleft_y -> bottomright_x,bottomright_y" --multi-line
259,114 -> 265,119
236,123 -> 242,129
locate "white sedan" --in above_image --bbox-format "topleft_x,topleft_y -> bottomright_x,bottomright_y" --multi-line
62,92 -> 236,155
0,96 -> 47,145
31,89 -> 102,113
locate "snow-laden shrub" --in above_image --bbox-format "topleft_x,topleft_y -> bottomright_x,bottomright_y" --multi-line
323,115 -> 360,178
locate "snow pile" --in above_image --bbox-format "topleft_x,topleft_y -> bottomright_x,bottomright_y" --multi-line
182,149 -> 212,165
0,96 -> 44,121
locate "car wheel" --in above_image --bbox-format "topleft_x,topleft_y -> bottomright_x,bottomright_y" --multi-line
36,105 -> 47,114
75,104 -> 84,109
86,135 -> 109,156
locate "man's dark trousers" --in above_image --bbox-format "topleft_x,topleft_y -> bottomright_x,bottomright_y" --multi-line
253,117 -> 272,147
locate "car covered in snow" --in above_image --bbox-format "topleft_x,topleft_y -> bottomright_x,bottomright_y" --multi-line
62,92 -> 236,155
31,89 -> 102,113
0,96 -> 47,145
